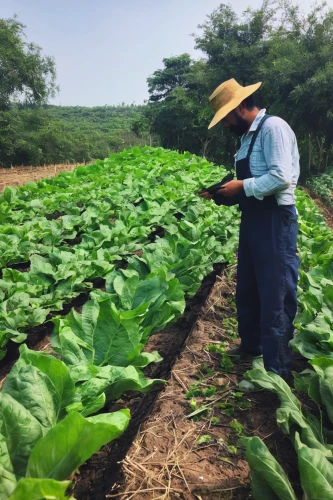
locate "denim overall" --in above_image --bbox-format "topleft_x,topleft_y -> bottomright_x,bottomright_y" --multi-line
235,115 -> 299,379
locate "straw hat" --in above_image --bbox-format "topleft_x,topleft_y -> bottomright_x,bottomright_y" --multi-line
208,78 -> 262,129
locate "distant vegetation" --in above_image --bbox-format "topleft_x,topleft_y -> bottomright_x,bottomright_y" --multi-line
134,1 -> 333,180
307,168 -> 333,207
1,1 -> 333,182
0,104 -> 152,167
0,17 -> 152,167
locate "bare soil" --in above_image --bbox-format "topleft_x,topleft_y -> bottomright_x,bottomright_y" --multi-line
0,163 -> 79,191
107,268 -> 303,500
72,265 -> 222,500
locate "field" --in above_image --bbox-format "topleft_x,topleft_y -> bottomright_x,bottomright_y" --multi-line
0,147 -> 333,500
0,164 -> 79,192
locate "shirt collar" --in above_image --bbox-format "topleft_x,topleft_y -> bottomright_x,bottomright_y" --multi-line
245,108 -> 266,136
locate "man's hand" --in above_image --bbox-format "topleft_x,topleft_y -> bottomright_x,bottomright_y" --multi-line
217,180 -> 244,197
198,190 -> 212,200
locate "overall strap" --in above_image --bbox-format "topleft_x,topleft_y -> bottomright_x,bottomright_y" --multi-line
246,114 -> 272,158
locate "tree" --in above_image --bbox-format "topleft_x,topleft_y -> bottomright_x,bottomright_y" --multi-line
0,17 -> 58,110
144,1 -> 333,175
194,1 -> 275,93
147,54 -> 193,102
257,1 -> 333,174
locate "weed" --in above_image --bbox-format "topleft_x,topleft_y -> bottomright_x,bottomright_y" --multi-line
203,386 -> 216,397
200,363 -> 214,376
220,354 -> 233,372
206,342 -> 227,354
222,317 -> 238,338
186,385 -> 203,399
196,434 -> 212,445
230,419 -> 245,436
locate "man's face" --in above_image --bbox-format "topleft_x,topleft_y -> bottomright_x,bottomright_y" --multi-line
222,109 -> 249,136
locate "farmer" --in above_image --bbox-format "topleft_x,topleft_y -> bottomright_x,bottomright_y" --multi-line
199,78 -> 300,380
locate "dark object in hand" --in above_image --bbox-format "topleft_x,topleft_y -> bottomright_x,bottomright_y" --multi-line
198,173 -> 234,194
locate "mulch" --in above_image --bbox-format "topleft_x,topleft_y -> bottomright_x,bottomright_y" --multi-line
108,269 -> 303,500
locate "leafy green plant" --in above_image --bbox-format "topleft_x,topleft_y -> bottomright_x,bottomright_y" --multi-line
206,342 -> 227,354
244,436 -> 297,500
216,402 -> 235,417
222,317 -> 238,338
0,344 -> 130,499
245,361 -> 333,458
229,419 -> 245,436
186,385 -> 204,399
200,363 -> 214,376
294,432 -> 333,499
220,354 -> 233,372
196,435 -> 212,445
294,357 -> 333,424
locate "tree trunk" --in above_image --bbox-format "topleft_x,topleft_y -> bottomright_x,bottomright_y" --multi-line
201,138 -> 212,158
316,136 -> 324,173
324,147 -> 330,172
308,134 -> 312,174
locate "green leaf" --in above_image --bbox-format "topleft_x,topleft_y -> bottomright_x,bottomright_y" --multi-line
9,478 -> 73,500
245,366 -> 333,457
244,436 -> 297,500
293,369 -> 321,406
71,363 -> 163,416
295,433 -> 333,500
310,358 -> 333,424
3,187 -> 17,204
52,298 -> 147,367
0,434 -> 17,499
3,346 -> 76,429
0,393 -> 43,479
27,410 -> 130,480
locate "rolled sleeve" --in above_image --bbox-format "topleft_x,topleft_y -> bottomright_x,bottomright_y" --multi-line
243,177 -> 264,200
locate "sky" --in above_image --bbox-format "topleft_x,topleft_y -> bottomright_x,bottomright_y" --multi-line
1,0 -> 327,107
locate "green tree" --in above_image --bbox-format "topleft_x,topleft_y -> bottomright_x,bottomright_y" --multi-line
144,1 -> 333,176
0,17 -> 58,110
257,2 -> 333,174
147,54 -> 193,102
194,1 -> 333,174
141,56 -> 234,163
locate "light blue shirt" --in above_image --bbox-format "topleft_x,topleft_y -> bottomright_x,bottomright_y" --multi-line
237,109 -> 300,205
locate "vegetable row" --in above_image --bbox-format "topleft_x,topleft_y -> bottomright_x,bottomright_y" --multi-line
0,148 -> 239,499
244,190 -> 333,500
0,147 -> 239,358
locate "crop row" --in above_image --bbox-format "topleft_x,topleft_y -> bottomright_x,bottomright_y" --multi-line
0,148 -> 239,499
306,167 -> 333,208
0,147 -> 239,358
244,190 -> 333,499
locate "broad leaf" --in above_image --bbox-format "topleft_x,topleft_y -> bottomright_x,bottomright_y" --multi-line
9,479 -> 73,500
0,393 -> 43,480
295,433 -> 333,500
3,346 -> 76,429
52,297 -> 148,367
244,436 -> 296,500
0,434 -> 17,499
27,410 -> 130,480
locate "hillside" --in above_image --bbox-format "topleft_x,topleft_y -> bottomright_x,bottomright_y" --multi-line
0,104 -> 149,167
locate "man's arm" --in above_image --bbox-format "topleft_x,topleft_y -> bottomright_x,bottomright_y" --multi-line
242,122 -> 293,200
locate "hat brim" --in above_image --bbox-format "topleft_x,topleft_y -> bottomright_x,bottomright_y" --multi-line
208,82 -> 262,130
